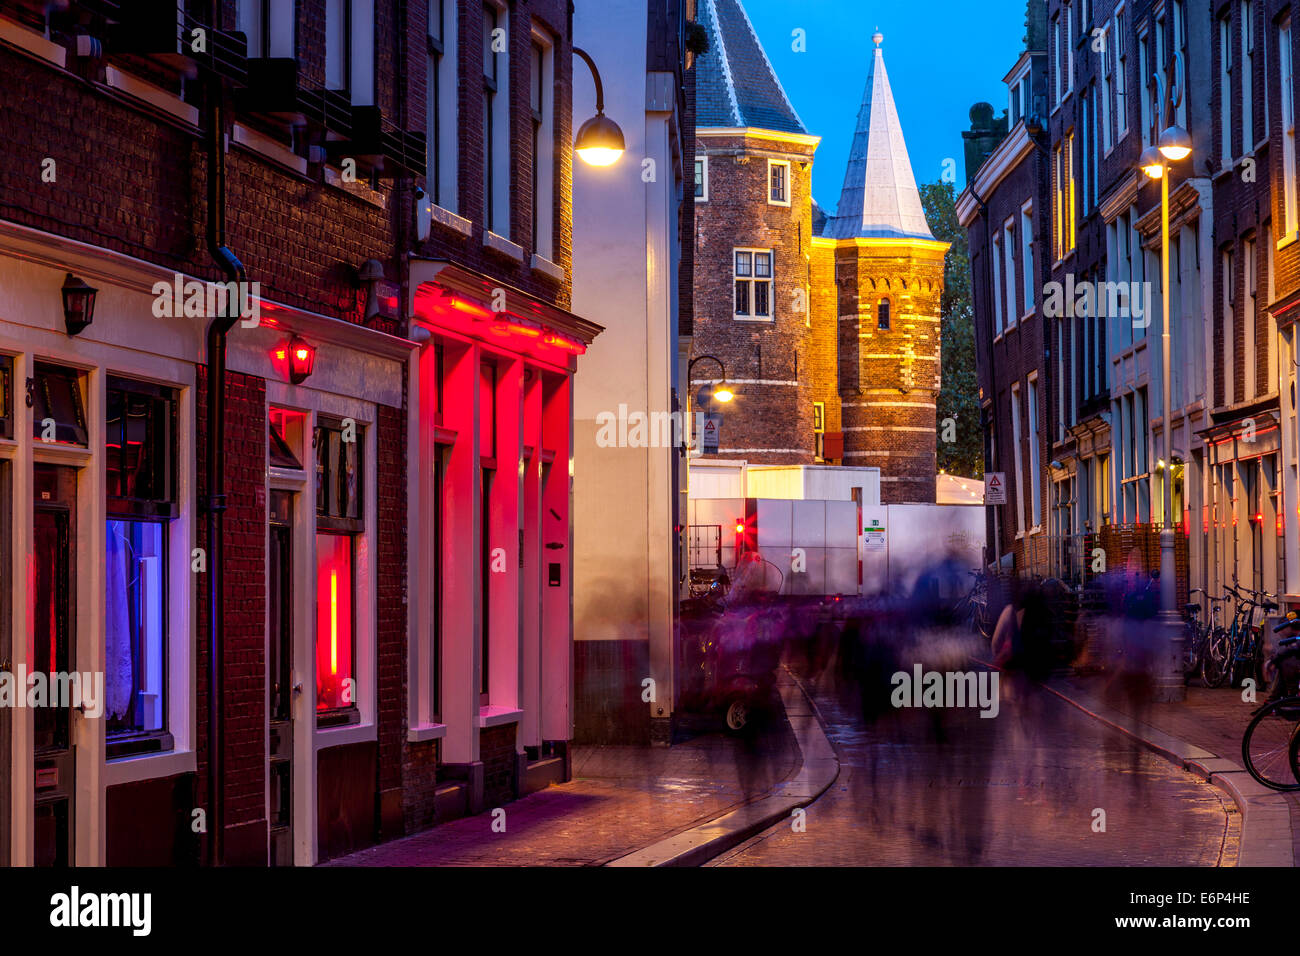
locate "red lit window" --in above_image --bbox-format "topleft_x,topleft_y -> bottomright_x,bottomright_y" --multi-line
316,532 -> 356,721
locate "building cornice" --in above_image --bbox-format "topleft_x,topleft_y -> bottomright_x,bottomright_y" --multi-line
811,234 -> 950,258
695,126 -> 822,148
956,122 -> 1035,227
0,219 -> 417,361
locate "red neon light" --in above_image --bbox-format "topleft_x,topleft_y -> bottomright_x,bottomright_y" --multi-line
330,571 -> 339,676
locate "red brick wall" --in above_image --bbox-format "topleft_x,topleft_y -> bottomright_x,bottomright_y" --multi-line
692,132 -> 818,461
376,399 -> 407,836
479,724 -> 517,809
407,0 -> 575,311
195,366 -> 268,865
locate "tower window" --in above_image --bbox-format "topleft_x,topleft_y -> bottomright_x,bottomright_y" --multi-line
734,248 -> 774,321
877,297 -> 891,330
767,160 -> 791,206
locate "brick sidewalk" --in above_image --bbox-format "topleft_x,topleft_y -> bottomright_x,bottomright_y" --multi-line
1060,673 -> 1300,864
326,725 -> 799,866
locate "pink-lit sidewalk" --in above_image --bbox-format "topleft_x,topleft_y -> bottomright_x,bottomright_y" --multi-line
327,727 -> 800,866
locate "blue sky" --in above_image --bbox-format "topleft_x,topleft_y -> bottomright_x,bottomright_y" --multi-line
739,0 -> 1029,213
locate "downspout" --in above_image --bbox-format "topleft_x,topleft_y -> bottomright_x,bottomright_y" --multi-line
970,184 -> 1000,566
203,0 -> 246,865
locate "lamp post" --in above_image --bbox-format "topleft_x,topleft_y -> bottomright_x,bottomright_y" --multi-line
1139,119 -> 1192,703
687,354 -> 734,453
573,47 -> 626,167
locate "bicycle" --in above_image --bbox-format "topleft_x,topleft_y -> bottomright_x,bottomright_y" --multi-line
1241,633 -> 1300,790
1183,588 -> 1210,679
1202,581 -> 1276,689
954,569 -> 992,640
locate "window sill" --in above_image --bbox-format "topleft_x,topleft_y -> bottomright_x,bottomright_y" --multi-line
0,16 -> 66,67
324,166 -> 388,209
315,720 -> 377,750
430,203 -> 473,238
1278,230 -> 1300,252
530,253 -> 565,283
232,122 -> 307,175
1020,310 -> 1034,323
104,747 -> 196,788
484,230 -> 525,262
767,199 -> 791,208
407,722 -> 448,743
105,66 -> 198,127
733,315 -> 775,323
477,706 -> 523,728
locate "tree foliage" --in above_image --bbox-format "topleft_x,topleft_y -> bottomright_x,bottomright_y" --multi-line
920,180 -> 983,480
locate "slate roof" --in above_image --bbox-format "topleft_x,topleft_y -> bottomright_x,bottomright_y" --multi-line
824,32 -> 935,241
695,0 -> 807,135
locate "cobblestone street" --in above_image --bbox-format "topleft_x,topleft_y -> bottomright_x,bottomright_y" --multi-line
711,662 -> 1240,867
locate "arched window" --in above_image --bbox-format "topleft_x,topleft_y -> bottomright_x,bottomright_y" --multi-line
877,297 -> 891,330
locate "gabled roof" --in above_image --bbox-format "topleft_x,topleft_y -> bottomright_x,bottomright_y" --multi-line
695,0 -> 807,136
825,32 -> 935,241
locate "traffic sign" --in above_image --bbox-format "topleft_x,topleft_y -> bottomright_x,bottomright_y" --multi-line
984,472 -> 1007,505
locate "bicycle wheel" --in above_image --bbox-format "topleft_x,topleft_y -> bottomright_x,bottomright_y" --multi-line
1242,697 -> 1300,791
1202,629 -> 1233,689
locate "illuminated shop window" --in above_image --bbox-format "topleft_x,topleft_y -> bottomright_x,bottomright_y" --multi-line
315,417 -> 364,725
104,377 -> 177,757
315,531 -> 356,719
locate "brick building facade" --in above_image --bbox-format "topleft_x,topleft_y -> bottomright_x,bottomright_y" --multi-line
963,0 -> 1300,616
0,0 -> 606,866
691,2 -> 946,504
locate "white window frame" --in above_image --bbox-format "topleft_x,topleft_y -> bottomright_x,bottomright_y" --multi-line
767,159 -> 791,207
1011,381 -> 1026,535
694,155 -> 709,202
1282,20 -> 1299,244
529,26 -> 555,261
1066,0 -> 1075,94
239,0 -> 295,59
1028,373 -> 1043,530
991,233 -> 1004,335
1003,217 -> 1018,328
733,247 -> 774,322
1115,4 -> 1129,138
1242,0 -> 1254,154
427,0 -> 459,214
1245,236 -> 1257,399
1021,201 -> 1035,317
1100,24 -> 1113,154
483,0 -> 512,241
1221,12 -> 1234,169
1223,247 -> 1236,406
1053,15 -> 1062,107
1138,24 -> 1151,148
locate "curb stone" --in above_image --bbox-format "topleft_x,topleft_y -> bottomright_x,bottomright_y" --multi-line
606,666 -> 840,867
1044,678 -> 1295,867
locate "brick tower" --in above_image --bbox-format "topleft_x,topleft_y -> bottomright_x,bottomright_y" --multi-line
692,12 -> 948,503
817,30 -> 949,504
691,0 -> 822,462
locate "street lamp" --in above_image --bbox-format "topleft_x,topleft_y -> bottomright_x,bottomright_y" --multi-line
1140,117 -> 1191,703
573,47 -> 625,167
688,354 -> 734,407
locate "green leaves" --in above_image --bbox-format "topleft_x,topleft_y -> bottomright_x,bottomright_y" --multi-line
920,181 -> 983,480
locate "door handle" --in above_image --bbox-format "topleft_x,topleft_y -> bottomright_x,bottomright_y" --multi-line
292,681 -> 303,696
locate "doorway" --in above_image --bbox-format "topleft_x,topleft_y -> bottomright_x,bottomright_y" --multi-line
33,464 -> 76,866
268,490 -> 295,865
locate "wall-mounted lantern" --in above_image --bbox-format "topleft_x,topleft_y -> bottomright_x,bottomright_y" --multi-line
62,273 -> 97,336
274,335 -> 316,385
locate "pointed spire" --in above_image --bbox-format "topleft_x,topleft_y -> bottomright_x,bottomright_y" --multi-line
695,0 -> 808,136
826,33 -> 935,241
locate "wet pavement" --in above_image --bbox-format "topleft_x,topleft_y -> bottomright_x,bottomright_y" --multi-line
711,657 -> 1240,867
329,721 -> 799,866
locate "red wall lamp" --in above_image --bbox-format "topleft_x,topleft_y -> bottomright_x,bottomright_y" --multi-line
274,335 -> 317,385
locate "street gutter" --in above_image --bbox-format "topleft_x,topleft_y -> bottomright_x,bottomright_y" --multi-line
1041,677 -> 1294,867
606,666 -> 840,867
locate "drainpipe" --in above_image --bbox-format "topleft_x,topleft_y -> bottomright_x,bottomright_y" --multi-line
203,3 -> 246,865
970,184 -> 1001,569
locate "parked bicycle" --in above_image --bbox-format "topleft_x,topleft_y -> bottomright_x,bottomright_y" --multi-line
1202,580 -> 1277,689
954,569 -> 992,640
1241,625 -> 1300,790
